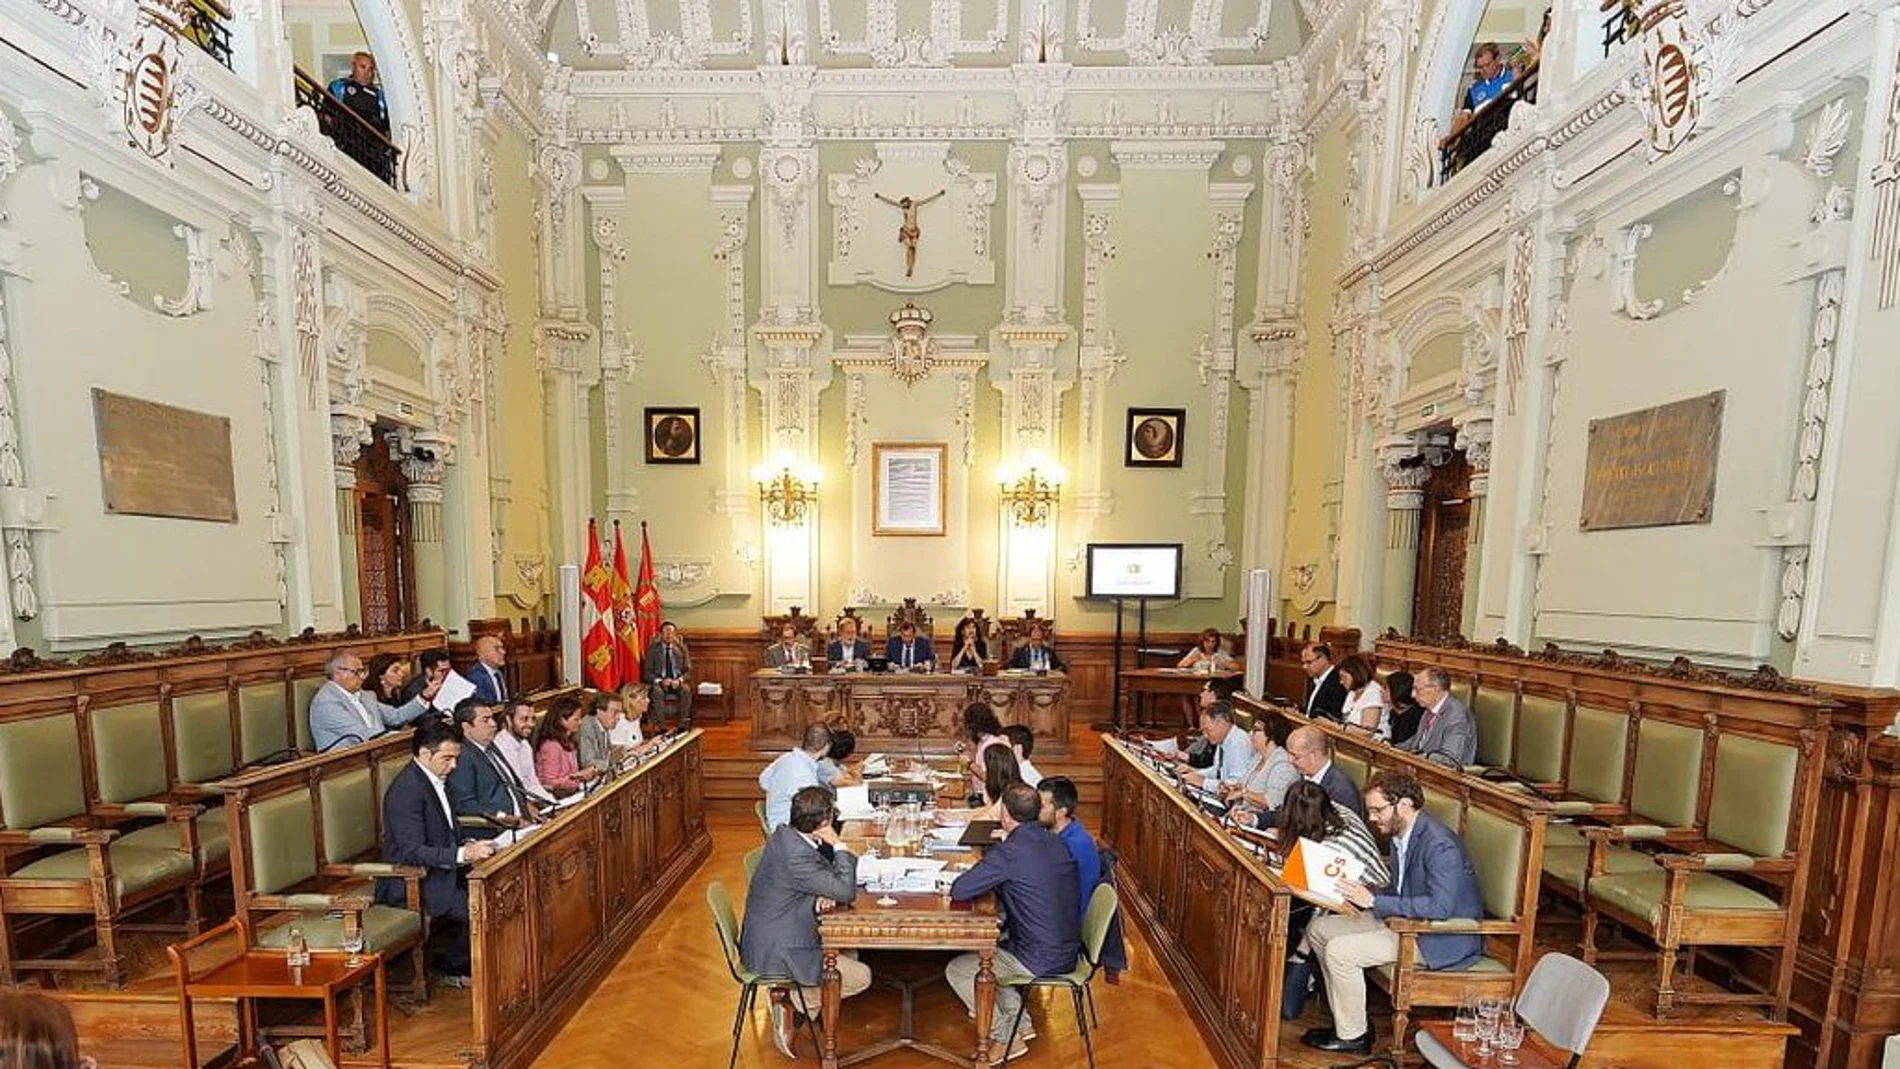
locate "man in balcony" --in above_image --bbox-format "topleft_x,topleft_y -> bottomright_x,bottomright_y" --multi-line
1462,43 -> 1514,112
328,51 -> 390,138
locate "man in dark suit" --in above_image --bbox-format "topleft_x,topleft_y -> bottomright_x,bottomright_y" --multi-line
1402,666 -> 1479,768
1301,642 -> 1348,721
466,634 -> 509,704
764,622 -> 812,669
945,783 -> 1081,1063
1302,770 -> 1485,1054
740,786 -> 870,1058
445,698 -> 538,836
642,621 -> 694,729
827,616 -> 872,671
401,649 -> 453,710
377,719 -> 496,986
1004,623 -> 1066,672
884,620 -> 934,672
1255,726 -> 1363,828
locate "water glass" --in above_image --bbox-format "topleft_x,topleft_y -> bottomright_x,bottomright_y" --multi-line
1452,993 -> 1479,1044
342,928 -> 366,969
1495,1015 -> 1525,1065
1475,997 -> 1505,1057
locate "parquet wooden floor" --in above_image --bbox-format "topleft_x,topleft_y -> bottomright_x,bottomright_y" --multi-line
531,812 -> 1222,1068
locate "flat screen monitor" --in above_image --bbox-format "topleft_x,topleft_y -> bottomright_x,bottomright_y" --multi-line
1085,543 -> 1183,600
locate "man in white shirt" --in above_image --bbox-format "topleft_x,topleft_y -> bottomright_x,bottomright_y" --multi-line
493,698 -> 555,804
376,720 -> 496,985
1180,702 -> 1253,791
309,650 -> 431,751
759,723 -> 833,832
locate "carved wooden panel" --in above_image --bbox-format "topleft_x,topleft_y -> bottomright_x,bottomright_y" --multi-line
533,821 -> 602,988
1411,453 -> 1471,642
1226,877 -> 1276,1050
1180,831 -> 1234,998
656,762 -> 685,866
481,865 -> 535,1029
599,790 -> 634,923
751,680 -> 802,749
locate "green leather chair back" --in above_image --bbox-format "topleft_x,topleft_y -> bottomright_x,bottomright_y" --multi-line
172,691 -> 236,784
247,790 -> 318,896
238,683 -> 290,764
377,753 -> 410,799
1566,705 -> 1629,803
292,677 -> 324,752
1334,752 -> 1369,791
1464,806 -> 1527,920
1629,718 -> 1705,829
1423,788 -> 1464,833
90,702 -> 168,805
320,768 -> 378,864
1471,687 -> 1517,769
1513,694 -> 1569,786
1706,734 -> 1798,859
1448,676 -> 1475,705
0,715 -> 87,829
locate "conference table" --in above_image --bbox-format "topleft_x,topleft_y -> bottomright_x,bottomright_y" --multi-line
817,765 -> 1002,1069
750,668 -> 1071,755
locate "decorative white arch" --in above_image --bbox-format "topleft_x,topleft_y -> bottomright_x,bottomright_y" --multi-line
1401,0 -> 1495,201
348,0 -> 439,205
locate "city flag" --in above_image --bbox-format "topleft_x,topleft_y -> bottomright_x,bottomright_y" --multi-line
633,521 -> 663,649
611,520 -> 641,681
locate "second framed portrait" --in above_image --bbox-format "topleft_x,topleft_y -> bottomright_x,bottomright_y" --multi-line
1125,407 -> 1185,468
644,407 -> 700,464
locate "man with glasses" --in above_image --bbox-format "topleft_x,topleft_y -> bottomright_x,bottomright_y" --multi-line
1300,643 -> 1348,721
1301,770 -> 1484,1054
309,649 -> 433,751
1251,725 -> 1363,828
1400,666 -> 1478,768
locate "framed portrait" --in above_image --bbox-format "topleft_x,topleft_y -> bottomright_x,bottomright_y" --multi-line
1125,407 -> 1185,468
644,407 -> 700,464
872,442 -> 947,537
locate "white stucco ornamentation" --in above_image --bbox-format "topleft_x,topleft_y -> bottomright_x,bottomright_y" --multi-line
0,288 -> 37,620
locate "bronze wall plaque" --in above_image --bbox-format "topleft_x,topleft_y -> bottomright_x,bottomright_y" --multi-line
1580,391 -> 1723,531
92,389 -> 238,523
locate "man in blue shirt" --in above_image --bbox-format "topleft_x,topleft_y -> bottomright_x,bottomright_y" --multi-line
327,51 -> 390,137
1463,43 -> 1513,110
946,783 -> 1080,1063
757,722 -> 832,832
1178,701 -> 1253,792
1037,776 -> 1100,917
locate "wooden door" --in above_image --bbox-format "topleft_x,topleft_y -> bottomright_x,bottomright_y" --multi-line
353,431 -> 417,631
1411,453 -> 1472,640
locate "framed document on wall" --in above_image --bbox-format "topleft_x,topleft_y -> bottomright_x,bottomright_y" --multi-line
872,442 -> 947,537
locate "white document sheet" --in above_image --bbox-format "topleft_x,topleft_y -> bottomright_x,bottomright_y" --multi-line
433,670 -> 477,710
835,784 -> 876,818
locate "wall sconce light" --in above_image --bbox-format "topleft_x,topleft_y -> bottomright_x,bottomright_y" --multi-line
754,462 -> 821,525
998,462 -> 1063,526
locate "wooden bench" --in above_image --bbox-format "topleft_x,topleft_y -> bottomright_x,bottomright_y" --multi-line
0,629 -> 442,986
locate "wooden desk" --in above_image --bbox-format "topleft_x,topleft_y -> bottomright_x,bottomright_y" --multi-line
750,670 -> 1071,757
1118,667 -> 1241,730
1101,738 -> 1292,1069
467,731 -> 711,1068
172,920 -> 389,1069
819,818 -> 999,1069
1418,1019 -> 1568,1068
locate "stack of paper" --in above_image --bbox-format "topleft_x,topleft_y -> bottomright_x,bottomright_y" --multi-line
835,785 -> 878,820
1146,738 -> 1180,757
434,670 -> 477,711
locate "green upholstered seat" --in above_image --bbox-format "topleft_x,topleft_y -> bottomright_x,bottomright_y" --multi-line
90,703 -> 169,805
1513,694 -> 1568,786
1586,869 -> 1779,926
1544,824 -> 1587,851
1423,789 -> 1464,834
1629,719 -> 1704,829
257,906 -> 422,953
1375,955 -> 1509,987
1471,687 -> 1517,769
1705,734 -> 1797,860
238,683 -> 291,764
247,791 -> 319,895
12,841 -> 194,896
1464,807 -> 1525,921
292,677 -> 324,752
120,809 -> 229,865
320,769 -> 378,864
172,691 -> 237,784
1540,843 -> 1652,890
1335,753 -> 1369,791
1566,706 -> 1629,804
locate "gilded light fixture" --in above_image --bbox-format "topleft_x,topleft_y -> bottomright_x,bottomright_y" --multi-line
754,462 -> 821,525
998,462 -> 1062,526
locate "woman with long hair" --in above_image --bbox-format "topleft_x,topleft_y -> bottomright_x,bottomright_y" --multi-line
0,990 -> 88,1069
958,703 -> 1008,796
974,744 -> 1024,821
1278,779 -> 1389,948
365,653 -> 408,706
533,697 -> 599,797
1384,670 -> 1425,746
948,617 -> 989,673
1337,653 -> 1390,740
1177,627 -> 1239,672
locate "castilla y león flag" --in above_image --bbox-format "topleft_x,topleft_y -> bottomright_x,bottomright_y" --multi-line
633,521 -> 663,651
580,519 -> 619,691
610,520 -> 641,681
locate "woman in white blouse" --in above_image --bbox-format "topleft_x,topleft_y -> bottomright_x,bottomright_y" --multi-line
1177,627 -> 1241,673
1336,653 -> 1390,740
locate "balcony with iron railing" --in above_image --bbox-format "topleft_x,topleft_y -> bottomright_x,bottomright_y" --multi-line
1438,63 -> 1540,184
178,0 -> 234,70
294,67 -> 403,191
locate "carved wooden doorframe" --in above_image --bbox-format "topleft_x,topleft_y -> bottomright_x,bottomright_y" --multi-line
353,430 -> 418,632
1411,453 -> 1472,641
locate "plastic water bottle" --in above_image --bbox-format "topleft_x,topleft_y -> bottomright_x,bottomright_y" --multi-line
286,924 -> 311,969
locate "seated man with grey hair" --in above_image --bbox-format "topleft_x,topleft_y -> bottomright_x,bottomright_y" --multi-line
758,722 -> 834,833
1400,666 -> 1478,769
310,648 -> 437,752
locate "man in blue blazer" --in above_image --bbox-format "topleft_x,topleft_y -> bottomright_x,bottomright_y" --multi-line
466,634 -> 510,704
377,720 -> 496,985
826,616 -> 873,671
1301,769 -> 1485,1054
884,620 -> 934,671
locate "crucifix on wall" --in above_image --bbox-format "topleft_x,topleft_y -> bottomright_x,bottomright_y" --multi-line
874,190 -> 946,277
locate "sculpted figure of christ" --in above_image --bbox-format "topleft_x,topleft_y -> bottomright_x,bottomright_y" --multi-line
874,189 -> 946,277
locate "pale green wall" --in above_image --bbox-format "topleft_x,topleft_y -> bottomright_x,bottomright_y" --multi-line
1411,331 -> 1464,383
365,326 -> 424,381
491,123 -> 552,614
79,182 -> 190,309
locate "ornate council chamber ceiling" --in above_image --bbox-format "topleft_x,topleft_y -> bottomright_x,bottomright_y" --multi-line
540,0 -> 1302,71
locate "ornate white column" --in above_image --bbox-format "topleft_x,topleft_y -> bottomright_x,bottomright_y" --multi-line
0,232 -> 39,641
536,320 -> 595,573
1069,181 -> 1122,572
1378,437 -> 1432,635
1455,415 -> 1494,637
1189,179 -> 1253,598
